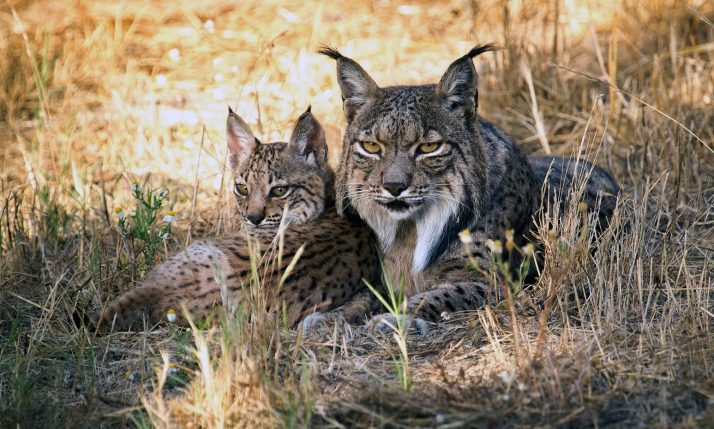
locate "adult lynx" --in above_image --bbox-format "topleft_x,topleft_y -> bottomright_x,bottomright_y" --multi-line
320,45 -> 620,328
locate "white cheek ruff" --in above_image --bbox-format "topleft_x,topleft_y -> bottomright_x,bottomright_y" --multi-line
412,190 -> 461,273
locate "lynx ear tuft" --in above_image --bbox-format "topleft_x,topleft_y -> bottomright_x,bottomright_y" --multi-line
226,108 -> 258,165
289,108 -> 327,169
318,46 -> 378,122
436,43 -> 497,116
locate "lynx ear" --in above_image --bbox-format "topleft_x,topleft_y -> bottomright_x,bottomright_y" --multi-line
436,43 -> 497,116
318,46 -> 378,122
289,106 -> 327,169
226,107 -> 259,165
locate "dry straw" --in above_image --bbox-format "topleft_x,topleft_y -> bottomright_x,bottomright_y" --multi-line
0,0 -> 713,427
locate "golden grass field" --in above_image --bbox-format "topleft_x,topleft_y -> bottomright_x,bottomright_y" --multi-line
1,0 -> 714,427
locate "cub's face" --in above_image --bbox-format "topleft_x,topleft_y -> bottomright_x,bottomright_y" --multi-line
226,108 -> 330,229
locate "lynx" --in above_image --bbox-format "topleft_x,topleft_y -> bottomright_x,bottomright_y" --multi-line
83,108 -> 381,332
319,45 -> 620,330
530,155 -> 620,233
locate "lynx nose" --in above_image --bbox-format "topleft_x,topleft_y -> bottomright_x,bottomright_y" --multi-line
383,181 -> 409,197
383,163 -> 412,197
247,212 -> 265,225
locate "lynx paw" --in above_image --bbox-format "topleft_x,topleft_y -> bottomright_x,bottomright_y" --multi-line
301,312 -> 329,334
369,313 -> 430,336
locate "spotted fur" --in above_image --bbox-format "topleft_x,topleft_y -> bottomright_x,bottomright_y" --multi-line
530,155 -> 621,232
320,45 -> 620,326
86,109 -> 381,332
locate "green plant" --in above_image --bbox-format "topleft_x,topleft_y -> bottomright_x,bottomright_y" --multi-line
364,258 -> 412,392
115,177 -> 174,275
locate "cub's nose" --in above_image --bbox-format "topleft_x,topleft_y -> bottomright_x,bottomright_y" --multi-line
382,182 -> 408,197
247,212 -> 265,225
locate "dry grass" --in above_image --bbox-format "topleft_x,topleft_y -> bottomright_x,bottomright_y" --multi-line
1,0 -> 713,427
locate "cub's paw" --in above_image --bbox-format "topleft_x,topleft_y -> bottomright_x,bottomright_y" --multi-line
301,312 -> 329,334
369,313 -> 431,336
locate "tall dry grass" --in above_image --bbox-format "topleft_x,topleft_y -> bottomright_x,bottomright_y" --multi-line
1,0 -> 713,427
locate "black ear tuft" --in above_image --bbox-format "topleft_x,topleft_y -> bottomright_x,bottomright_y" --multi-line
305,105 -> 312,113
318,47 -> 379,122
465,43 -> 498,59
435,44 -> 496,116
317,45 -> 343,60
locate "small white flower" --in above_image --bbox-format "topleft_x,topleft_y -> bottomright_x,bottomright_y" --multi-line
486,239 -> 503,255
168,48 -> 181,62
168,363 -> 178,374
214,73 -> 224,82
159,189 -> 169,199
230,65 -> 239,74
131,181 -> 140,192
458,229 -> 472,244
498,370 -> 514,384
159,231 -> 169,239
115,207 -> 126,218
126,371 -> 135,381
521,243 -> 535,257
440,311 -> 450,321
502,394 -> 510,402
140,270 -> 147,279
518,382 -> 527,391
129,210 -> 137,217
156,74 -> 167,85
163,210 -> 175,223
203,19 -> 215,33
212,57 -> 222,66
167,309 -> 177,323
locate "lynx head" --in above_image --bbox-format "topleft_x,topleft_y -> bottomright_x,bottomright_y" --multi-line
320,45 -> 496,269
226,107 -> 331,228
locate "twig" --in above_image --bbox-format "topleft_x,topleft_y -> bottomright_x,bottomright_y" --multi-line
553,63 -> 713,155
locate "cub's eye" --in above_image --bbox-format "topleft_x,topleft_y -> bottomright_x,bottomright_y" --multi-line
418,142 -> 441,154
270,186 -> 289,197
234,184 -> 248,196
360,141 -> 381,154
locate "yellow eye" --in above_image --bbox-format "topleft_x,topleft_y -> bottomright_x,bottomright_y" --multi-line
418,142 -> 440,154
361,141 -> 381,154
235,184 -> 248,196
270,186 -> 288,197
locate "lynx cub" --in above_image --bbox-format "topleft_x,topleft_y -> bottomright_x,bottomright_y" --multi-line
86,108 -> 381,332
320,45 -> 620,329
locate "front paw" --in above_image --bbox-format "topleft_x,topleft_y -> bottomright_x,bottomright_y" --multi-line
369,313 -> 430,336
301,312 -> 329,334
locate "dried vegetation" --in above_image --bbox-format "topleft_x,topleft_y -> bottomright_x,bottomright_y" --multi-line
1,0 -> 713,427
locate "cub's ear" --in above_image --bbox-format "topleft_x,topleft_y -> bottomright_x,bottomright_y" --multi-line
436,43 -> 497,117
226,107 -> 259,166
318,46 -> 378,122
289,106 -> 327,169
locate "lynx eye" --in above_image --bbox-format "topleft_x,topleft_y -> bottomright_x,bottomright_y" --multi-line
360,141 -> 381,154
234,184 -> 248,196
269,186 -> 289,197
418,142 -> 441,154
